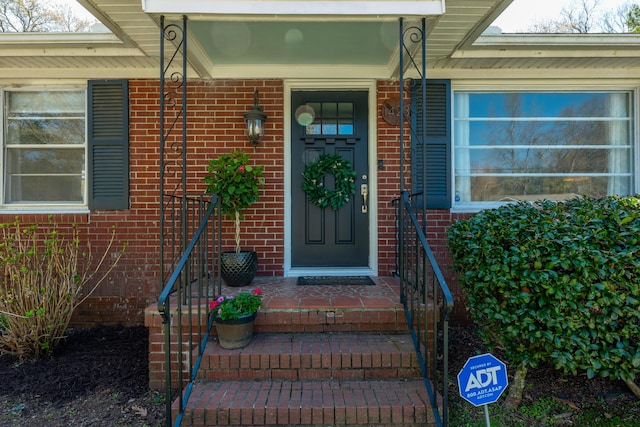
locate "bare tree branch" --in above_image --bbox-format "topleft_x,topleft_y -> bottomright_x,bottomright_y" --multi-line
526,0 -> 640,34
0,0 -> 94,32
601,1 -> 636,32
569,0 -> 599,32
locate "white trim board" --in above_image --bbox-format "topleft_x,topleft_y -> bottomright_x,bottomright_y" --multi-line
142,1 -> 445,17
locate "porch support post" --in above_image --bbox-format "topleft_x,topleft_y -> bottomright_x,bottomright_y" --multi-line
398,17 -> 406,298
159,14 -> 188,427
159,15 -> 189,287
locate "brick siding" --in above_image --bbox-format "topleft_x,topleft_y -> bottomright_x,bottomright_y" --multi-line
0,78 -> 469,327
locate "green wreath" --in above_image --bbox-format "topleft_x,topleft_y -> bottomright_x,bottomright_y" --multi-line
302,154 -> 357,210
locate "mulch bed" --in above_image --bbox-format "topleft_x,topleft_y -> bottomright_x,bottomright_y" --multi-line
0,325 -> 164,427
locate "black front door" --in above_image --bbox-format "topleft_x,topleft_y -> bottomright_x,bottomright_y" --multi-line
291,91 -> 369,267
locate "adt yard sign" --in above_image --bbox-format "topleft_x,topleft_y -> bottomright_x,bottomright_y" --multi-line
457,353 -> 508,407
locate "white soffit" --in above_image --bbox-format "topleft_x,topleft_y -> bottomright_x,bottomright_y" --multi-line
141,0 -> 446,17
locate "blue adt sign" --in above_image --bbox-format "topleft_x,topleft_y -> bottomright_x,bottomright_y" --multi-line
457,353 -> 508,406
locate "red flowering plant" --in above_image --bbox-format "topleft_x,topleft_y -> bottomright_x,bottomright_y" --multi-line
209,288 -> 263,321
204,151 -> 264,253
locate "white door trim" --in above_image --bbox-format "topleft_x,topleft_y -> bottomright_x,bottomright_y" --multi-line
283,79 -> 378,277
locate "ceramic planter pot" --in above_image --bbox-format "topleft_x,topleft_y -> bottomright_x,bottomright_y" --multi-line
220,250 -> 258,287
214,313 -> 256,349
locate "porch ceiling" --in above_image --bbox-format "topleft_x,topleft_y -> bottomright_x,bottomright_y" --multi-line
0,0 -> 512,80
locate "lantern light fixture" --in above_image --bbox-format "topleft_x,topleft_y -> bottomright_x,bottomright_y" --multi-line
244,89 -> 267,147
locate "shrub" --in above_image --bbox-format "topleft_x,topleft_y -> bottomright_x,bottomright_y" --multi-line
447,196 -> 640,406
0,217 -> 126,359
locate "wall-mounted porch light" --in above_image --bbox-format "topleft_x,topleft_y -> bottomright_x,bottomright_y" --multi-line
244,89 -> 267,147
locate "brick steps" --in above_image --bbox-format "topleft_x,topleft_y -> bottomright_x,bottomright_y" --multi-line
177,331 -> 435,426
199,333 -> 421,381
170,280 -> 437,427
176,379 -> 432,426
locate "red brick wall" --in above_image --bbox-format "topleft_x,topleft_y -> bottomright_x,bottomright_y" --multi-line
77,79 -> 287,326
0,78 -> 470,327
375,81 -> 469,321
375,81 -> 402,276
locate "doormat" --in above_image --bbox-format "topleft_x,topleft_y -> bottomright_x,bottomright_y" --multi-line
296,276 -> 376,286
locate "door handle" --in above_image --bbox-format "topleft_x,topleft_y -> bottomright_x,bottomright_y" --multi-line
360,183 -> 368,213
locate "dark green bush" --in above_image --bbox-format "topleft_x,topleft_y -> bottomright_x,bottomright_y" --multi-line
447,196 -> 640,403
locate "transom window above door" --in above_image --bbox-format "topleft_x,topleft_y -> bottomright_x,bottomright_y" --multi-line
296,102 -> 354,136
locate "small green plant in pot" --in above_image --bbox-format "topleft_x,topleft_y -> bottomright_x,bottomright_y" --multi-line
204,151 -> 265,286
209,288 -> 263,349
209,288 -> 263,321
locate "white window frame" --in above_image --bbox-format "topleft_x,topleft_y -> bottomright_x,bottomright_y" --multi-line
451,85 -> 638,212
1,86 -> 88,212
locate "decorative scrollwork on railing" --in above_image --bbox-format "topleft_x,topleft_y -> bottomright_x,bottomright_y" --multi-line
402,23 -> 424,47
161,19 -> 186,178
162,22 -> 185,111
401,22 -> 426,89
160,16 -> 189,281
398,18 -> 427,198
161,19 -> 186,173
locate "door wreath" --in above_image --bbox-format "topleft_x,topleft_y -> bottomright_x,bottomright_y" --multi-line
302,154 -> 357,210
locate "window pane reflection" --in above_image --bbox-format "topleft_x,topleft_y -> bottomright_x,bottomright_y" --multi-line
304,101 -> 355,136
454,91 -> 633,204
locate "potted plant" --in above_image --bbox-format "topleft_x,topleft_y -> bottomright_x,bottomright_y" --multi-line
204,151 -> 265,287
209,288 -> 263,349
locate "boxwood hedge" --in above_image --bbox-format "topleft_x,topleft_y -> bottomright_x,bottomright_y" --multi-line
447,196 -> 640,405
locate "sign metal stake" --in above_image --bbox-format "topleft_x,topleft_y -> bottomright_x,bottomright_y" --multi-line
484,404 -> 491,427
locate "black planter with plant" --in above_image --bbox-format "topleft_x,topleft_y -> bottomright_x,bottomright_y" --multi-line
220,250 -> 258,287
204,151 -> 265,287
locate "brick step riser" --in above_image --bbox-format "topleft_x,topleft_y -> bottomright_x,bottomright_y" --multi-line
174,411 -> 432,426
198,349 -> 421,381
252,309 -> 409,334
197,333 -> 422,381
199,366 -> 421,381
175,410 -> 432,426
186,424 -> 428,426
170,308 -> 410,337
175,379 -> 436,427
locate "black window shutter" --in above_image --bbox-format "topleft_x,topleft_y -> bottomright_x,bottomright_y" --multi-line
88,80 -> 129,210
410,79 -> 451,209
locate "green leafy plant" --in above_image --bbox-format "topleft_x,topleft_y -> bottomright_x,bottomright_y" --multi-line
204,151 -> 265,253
0,217 -> 126,359
447,196 -> 640,407
209,288 -> 263,321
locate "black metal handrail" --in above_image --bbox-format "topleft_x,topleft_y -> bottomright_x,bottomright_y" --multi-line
157,194 -> 221,427
395,190 -> 454,427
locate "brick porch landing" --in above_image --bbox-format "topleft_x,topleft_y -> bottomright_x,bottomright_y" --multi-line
247,276 -> 407,333
251,276 -> 402,311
